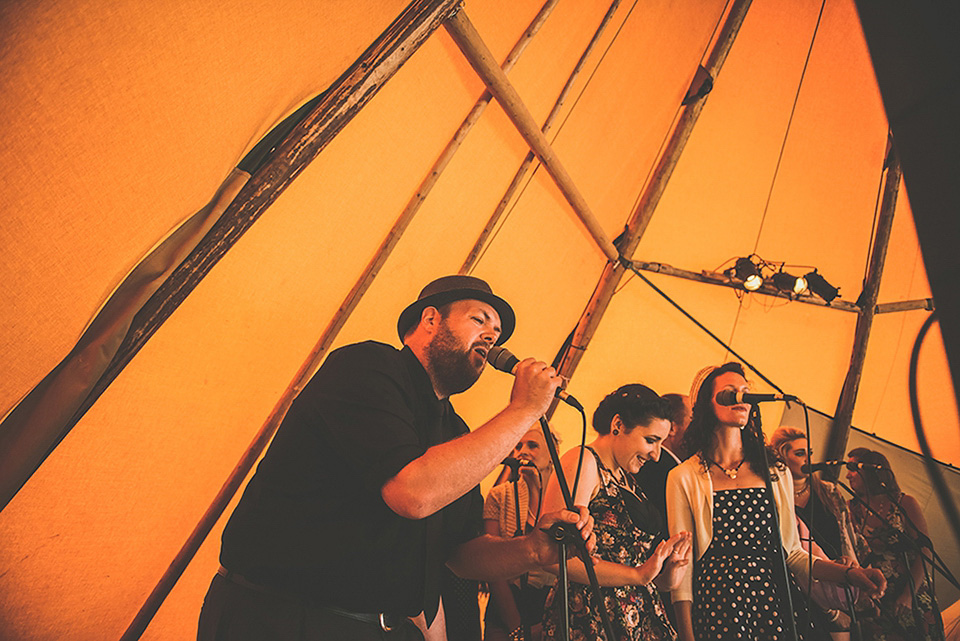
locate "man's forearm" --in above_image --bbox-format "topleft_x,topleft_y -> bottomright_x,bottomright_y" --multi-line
561,557 -> 648,587
450,508 -> 594,582
382,405 -> 542,519
446,533 -> 540,581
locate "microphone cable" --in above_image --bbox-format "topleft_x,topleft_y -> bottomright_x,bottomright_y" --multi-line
570,403 -> 588,501
621,258 -> 787,395
909,310 -> 960,553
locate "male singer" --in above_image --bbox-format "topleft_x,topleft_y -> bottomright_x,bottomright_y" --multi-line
198,275 -> 593,640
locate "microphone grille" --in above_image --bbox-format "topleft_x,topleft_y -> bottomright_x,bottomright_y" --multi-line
715,389 -> 737,405
486,345 -> 518,373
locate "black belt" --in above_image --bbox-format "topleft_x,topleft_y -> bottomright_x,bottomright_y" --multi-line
217,567 -> 406,632
321,604 -> 405,632
217,566 -> 300,600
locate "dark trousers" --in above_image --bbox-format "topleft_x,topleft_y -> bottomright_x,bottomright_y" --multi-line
198,573 -> 425,641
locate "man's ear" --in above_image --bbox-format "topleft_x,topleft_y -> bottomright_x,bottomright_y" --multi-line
419,306 -> 441,334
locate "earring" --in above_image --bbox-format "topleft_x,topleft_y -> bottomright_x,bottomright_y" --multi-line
613,429 -> 619,435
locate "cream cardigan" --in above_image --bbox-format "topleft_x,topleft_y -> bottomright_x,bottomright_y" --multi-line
665,455 -> 812,603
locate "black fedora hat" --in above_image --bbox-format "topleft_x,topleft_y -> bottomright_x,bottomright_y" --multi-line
397,275 -> 515,345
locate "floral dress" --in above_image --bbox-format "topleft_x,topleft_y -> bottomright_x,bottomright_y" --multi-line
541,447 -> 676,641
850,497 -> 945,641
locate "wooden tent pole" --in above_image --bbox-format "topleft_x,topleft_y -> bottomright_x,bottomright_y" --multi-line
309,0 -> 562,367
115,2 -> 463,639
877,299 -> 935,314
461,0 -> 623,274
2,0 -> 462,520
547,0 -> 753,414
628,260 -> 933,314
445,10 -> 620,262
619,0 -> 754,259
824,146 -> 902,465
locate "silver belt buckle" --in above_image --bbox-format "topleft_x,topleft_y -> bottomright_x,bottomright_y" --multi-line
379,612 -> 397,632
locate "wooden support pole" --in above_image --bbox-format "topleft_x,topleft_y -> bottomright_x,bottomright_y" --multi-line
445,9 -> 620,262
317,0 -> 561,364
876,298 -> 935,314
567,259 -> 933,315
549,0 -> 753,406
632,261 -> 862,311
116,2 -> 462,639
461,0 -> 623,274
632,262 -> 934,315
824,148 -> 902,465
621,0 -> 754,256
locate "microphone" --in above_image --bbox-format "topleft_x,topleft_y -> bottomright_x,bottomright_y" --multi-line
501,457 -> 536,471
486,346 -> 583,410
715,390 -> 798,405
800,460 -> 885,474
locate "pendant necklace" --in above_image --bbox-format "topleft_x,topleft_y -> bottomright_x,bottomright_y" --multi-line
707,457 -> 746,479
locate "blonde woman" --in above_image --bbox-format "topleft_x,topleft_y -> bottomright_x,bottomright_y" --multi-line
770,426 -> 863,638
482,428 -> 558,641
769,426 -> 862,564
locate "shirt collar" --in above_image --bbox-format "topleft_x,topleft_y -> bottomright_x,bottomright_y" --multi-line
400,345 -> 443,406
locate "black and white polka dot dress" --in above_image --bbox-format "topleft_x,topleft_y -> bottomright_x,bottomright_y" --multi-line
693,487 -> 815,640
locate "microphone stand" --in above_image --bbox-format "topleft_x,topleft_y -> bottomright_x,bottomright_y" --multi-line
552,524 -> 571,641
749,412 -> 801,641
508,467 -> 535,641
538,416 -> 617,641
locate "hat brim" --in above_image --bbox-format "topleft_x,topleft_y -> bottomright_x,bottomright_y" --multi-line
397,288 -> 515,345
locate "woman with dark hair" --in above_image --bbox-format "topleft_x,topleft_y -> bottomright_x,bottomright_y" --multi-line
846,447 -> 945,640
666,364 -> 886,641
540,384 -> 693,641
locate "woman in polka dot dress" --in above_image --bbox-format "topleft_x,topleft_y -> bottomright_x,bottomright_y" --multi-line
665,363 -> 887,641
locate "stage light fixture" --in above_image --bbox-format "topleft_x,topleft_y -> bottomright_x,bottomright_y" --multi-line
733,256 -> 763,291
804,269 -> 839,303
772,270 -> 807,295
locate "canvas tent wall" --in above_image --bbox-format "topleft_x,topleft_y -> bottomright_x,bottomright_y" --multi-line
1,0 -> 958,639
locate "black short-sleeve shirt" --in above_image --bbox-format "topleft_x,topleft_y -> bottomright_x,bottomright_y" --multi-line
220,341 -> 483,616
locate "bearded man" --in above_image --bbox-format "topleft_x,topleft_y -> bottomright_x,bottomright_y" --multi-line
198,275 -> 593,640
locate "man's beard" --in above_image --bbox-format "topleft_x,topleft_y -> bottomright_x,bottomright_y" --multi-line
426,320 -> 484,397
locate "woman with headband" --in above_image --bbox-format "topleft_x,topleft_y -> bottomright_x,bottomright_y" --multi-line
666,363 -> 886,641
770,425 -> 865,635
